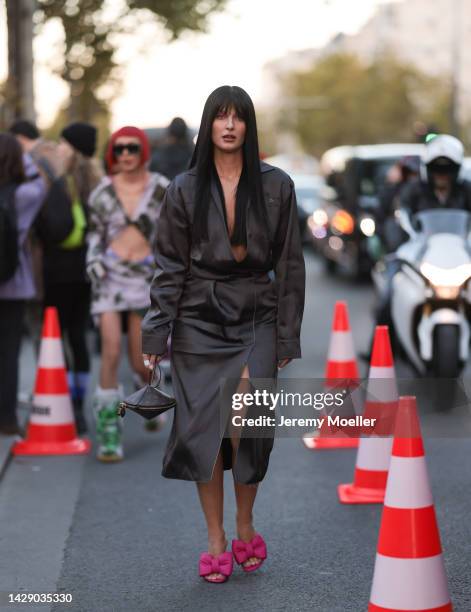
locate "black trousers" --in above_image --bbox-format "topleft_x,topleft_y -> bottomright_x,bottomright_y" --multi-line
0,300 -> 25,427
43,282 -> 91,373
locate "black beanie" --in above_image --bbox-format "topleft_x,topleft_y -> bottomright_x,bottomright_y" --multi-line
61,122 -> 97,157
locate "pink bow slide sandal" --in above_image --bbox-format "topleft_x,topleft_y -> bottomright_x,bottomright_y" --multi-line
199,551 -> 233,583
231,534 -> 267,572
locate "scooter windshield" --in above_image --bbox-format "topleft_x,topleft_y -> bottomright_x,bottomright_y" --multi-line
414,209 -> 471,239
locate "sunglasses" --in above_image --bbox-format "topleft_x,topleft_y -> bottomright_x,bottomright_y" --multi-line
113,143 -> 141,156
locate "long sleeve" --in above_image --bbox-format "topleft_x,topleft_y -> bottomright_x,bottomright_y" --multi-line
15,176 -> 47,243
141,179 -> 191,355
0,176 -> 47,300
86,187 -> 107,268
272,178 -> 306,360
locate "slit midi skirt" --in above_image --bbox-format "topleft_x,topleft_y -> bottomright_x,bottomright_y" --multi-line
162,275 -> 278,484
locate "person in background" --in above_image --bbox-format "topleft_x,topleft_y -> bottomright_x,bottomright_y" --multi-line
149,117 -> 194,180
401,135 -> 471,215
86,126 -> 169,462
42,122 -> 103,434
9,120 -> 66,356
0,133 -> 47,436
364,135 -> 471,360
9,120 -> 62,182
376,156 -> 420,254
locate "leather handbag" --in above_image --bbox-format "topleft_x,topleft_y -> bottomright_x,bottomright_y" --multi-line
117,364 -> 176,420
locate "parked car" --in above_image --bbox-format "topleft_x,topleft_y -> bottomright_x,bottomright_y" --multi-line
263,155 -> 323,242
308,143 -> 424,278
291,174 -> 324,241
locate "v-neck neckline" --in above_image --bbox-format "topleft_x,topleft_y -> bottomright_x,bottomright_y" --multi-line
210,175 -> 249,264
110,173 -> 156,221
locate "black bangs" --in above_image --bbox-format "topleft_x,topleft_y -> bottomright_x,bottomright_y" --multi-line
215,98 -> 248,122
190,85 -> 268,248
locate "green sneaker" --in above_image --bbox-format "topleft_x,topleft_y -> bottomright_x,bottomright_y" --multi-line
94,401 -> 123,462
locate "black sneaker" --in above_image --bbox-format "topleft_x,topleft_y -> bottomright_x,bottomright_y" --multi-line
74,410 -> 88,435
73,399 -> 88,435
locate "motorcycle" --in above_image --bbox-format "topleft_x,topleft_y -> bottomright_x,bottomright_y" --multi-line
372,208 -> 471,377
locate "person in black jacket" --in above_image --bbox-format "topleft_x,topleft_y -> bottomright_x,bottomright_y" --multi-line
149,117 -> 194,180
370,134 -> 471,343
42,122 -> 103,433
142,86 -> 305,583
375,156 -> 419,254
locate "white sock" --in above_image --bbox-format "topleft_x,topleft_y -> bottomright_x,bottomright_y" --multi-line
95,386 -> 120,400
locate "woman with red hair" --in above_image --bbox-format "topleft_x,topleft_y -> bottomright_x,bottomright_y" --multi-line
86,126 -> 169,461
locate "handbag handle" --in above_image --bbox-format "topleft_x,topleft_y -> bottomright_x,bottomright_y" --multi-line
149,362 -> 162,388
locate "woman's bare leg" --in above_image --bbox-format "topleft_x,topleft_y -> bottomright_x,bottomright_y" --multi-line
99,312 -> 122,388
196,451 -> 227,581
231,364 -> 262,569
126,311 -> 148,381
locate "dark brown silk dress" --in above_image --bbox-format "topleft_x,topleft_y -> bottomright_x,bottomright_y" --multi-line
141,161 -> 305,483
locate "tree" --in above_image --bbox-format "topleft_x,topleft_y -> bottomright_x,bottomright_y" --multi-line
34,0 -> 228,124
5,0 -> 35,122
278,52 -> 452,155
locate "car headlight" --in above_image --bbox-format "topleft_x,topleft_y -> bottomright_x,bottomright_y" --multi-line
420,262 -> 471,288
331,209 -> 354,235
311,209 -> 328,226
359,216 -> 375,237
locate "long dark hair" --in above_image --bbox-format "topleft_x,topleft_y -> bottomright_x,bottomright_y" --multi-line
190,85 -> 267,246
0,133 -> 25,187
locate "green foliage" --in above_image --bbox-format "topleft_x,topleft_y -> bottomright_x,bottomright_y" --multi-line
35,0 -> 228,123
279,52 -> 453,155
125,0 -> 229,38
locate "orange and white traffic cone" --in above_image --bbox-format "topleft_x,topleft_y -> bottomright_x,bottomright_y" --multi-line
368,396 -> 452,612
303,301 -> 360,450
13,307 -> 91,456
338,325 -> 398,503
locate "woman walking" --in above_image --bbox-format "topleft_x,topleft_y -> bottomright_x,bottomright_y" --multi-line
0,134 -> 47,435
142,86 -> 305,582
42,122 -> 102,434
86,126 -> 169,462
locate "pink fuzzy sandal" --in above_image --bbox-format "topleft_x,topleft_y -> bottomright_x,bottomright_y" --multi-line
232,534 -> 267,572
199,551 -> 233,583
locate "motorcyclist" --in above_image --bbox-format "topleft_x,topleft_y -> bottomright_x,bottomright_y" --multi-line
401,134 -> 471,216
365,134 -> 471,357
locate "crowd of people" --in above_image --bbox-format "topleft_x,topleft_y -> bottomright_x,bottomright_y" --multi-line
0,116 -> 194,460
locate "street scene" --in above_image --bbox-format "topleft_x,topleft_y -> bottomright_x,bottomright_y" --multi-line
1,0 -> 471,611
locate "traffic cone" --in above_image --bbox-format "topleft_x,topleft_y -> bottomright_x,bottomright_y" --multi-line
368,396 -> 452,612
13,307 -> 91,456
338,326 -> 398,503
303,301 -> 360,450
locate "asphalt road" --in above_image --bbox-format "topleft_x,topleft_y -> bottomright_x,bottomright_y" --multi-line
0,251 -> 470,612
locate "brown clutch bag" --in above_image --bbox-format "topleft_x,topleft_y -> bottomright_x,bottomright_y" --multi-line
117,364 -> 176,420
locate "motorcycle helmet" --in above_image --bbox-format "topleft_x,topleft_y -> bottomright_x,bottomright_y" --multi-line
420,134 -> 464,184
